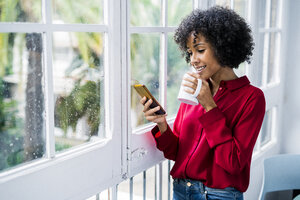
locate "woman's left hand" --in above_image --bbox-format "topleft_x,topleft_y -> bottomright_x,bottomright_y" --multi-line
184,72 -> 217,112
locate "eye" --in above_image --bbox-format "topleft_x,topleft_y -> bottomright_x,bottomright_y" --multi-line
197,49 -> 205,53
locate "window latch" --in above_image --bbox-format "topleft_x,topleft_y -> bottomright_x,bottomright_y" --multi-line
129,147 -> 148,161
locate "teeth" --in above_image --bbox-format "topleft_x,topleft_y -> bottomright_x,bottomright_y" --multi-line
196,65 -> 206,71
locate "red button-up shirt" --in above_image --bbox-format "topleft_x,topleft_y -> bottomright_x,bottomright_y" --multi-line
151,76 -> 265,192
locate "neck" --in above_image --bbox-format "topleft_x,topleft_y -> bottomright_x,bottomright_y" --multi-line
209,67 -> 238,88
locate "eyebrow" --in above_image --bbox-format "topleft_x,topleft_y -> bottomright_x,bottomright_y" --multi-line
193,43 -> 205,48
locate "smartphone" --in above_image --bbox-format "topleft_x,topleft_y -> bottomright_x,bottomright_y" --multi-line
133,84 -> 166,115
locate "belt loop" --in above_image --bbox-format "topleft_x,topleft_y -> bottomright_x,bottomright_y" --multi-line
198,181 -> 203,193
201,181 -> 206,194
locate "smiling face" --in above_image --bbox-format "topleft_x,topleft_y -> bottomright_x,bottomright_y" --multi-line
186,32 -> 224,81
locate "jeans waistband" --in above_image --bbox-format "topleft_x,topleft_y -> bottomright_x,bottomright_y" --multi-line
174,178 -> 206,193
174,178 -> 243,196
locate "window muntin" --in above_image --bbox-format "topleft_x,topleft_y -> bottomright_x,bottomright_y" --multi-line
0,0 -> 42,23
52,32 -> 105,152
0,32 -> 46,172
52,0 -> 104,24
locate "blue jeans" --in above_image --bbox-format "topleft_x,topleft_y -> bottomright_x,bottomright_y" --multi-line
173,178 -> 244,200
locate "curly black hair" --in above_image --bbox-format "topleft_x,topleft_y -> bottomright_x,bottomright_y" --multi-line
174,6 -> 254,69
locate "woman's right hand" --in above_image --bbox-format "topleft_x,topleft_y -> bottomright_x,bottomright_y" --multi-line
140,96 -> 168,133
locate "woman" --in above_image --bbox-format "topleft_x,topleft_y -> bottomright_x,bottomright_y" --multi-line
140,6 -> 265,200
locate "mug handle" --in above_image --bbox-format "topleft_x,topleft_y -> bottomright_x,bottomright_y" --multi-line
192,79 -> 202,98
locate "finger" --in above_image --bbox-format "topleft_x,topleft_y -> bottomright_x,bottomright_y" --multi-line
182,81 -> 197,90
187,72 -> 197,78
143,99 -> 153,112
184,87 -> 195,94
184,73 -> 197,83
188,71 -> 202,80
146,114 -> 166,122
201,79 -> 210,87
144,105 -> 161,116
140,96 -> 147,105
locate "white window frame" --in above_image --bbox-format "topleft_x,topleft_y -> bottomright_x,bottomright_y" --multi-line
209,0 -> 284,158
0,0 -> 289,199
251,0 -> 283,158
125,0 -> 204,179
0,0 -> 124,200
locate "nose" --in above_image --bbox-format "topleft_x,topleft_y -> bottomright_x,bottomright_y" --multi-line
190,53 -> 199,66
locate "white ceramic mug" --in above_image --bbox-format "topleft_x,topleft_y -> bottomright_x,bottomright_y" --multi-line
177,72 -> 202,105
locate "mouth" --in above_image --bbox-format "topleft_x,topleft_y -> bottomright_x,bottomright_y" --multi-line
194,65 -> 206,73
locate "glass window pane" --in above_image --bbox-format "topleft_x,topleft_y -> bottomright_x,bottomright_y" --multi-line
130,0 -> 161,26
167,33 -> 188,117
0,32 -> 45,172
270,0 -> 279,28
234,0 -> 248,19
267,33 -> 279,84
52,0 -> 104,24
261,108 -> 274,146
215,0 -> 231,8
131,34 -> 160,129
168,0 -> 193,26
255,31 -> 265,87
0,0 -> 42,22
234,62 -> 247,77
52,32 -> 105,153
257,32 -> 268,87
258,0 -> 267,28
253,138 -> 259,153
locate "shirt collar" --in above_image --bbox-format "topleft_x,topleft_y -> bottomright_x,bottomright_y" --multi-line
219,76 -> 250,91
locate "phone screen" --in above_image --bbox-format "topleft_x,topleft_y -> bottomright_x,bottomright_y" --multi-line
133,84 -> 166,115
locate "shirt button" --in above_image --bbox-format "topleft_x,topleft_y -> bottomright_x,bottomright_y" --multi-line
187,182 -> 192,187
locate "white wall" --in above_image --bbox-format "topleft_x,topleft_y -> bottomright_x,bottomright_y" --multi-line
281,0 -> 300,154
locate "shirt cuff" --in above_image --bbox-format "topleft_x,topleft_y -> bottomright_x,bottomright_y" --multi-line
155,131 -> 162,138
151,125 -> 171,139
151,125 -> 176,149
